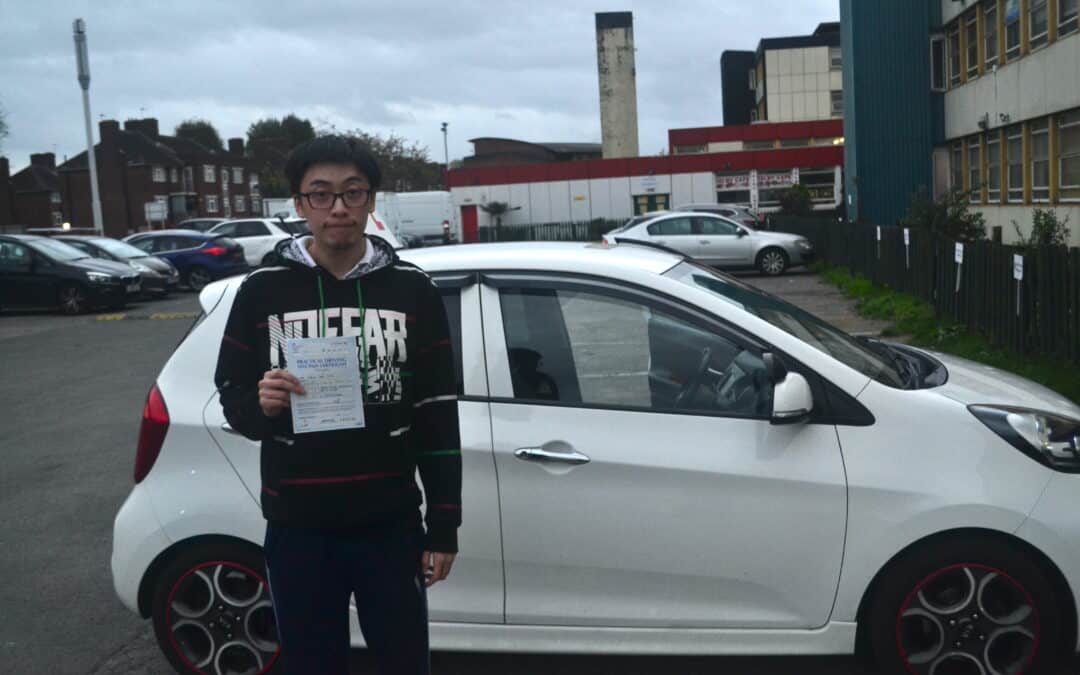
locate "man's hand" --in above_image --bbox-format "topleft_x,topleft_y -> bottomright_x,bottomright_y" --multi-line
258,369 -> 306,417
420,551 -> 456,587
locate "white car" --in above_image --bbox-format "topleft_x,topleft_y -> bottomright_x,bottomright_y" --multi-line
112,240 -> 1080,675
604,211 -> 814,275
209,213 -> 403,267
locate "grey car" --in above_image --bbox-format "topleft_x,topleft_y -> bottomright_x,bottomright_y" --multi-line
603,211 -> 813,275
674,202 -> 763,229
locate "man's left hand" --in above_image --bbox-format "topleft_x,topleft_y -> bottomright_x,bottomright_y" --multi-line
420,551 -> 456,587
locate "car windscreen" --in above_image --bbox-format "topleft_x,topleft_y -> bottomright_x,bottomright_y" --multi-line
92,238 -> 150,259
664,261 -> 905,388
25,238 -> 91,262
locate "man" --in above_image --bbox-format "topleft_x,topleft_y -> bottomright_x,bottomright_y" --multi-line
214,135 -> 461,674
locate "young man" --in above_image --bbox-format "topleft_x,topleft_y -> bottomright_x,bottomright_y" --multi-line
214,135 -> 461,674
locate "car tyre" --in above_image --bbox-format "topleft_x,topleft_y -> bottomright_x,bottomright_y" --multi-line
866,535 -> 1068,675
58,283 -> 87,315
187,266 -> 212,291
151,540 -> 282,675
756,247 -> 788,276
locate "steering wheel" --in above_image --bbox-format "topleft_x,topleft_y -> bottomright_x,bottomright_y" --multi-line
674,346 -> 713,409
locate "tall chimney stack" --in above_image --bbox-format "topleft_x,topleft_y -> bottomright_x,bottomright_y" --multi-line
595,11 -> 640,159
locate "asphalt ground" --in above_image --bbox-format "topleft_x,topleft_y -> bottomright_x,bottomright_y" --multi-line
1,272 -> 1075,674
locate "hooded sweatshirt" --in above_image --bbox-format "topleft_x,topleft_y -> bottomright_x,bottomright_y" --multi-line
213,235 -> 462,552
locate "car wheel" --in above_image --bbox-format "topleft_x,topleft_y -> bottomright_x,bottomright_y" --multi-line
58,284 -> 87,315
756,247 -> 788,276
151,541 -> 281,675
866,535 -> 1068,675
260,252 -> 279,267
187,266 -> 212,291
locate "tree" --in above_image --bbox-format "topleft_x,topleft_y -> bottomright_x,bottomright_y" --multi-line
280,114 -> 315,148
175,119 -> 224,152
900,187 -> 986,243
778,183 -> 813,216
1013,208 -> 1071,250
0,102 -> 8,152
331,127 -> 444,192
246,114 -> 317,199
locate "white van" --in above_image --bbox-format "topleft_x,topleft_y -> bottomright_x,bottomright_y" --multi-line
382,191 -> 460,246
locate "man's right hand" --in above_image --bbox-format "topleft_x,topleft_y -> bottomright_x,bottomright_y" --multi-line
258,369 -> 306,417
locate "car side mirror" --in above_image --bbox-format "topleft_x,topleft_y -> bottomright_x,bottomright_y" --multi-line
736,229 -> 747,238
771,372 -> 813,425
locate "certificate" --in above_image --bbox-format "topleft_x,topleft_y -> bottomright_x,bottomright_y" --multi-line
286,336 -> 366,434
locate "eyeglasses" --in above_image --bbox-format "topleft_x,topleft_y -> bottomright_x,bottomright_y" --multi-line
299,188 -> 372,210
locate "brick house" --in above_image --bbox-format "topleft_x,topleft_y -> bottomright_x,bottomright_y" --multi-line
0,153 -> 63,230
56,118 -> 261,238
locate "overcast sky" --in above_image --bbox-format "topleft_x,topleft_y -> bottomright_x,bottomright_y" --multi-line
0,0 -> 838,171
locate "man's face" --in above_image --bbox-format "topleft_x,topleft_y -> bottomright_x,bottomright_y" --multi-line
294,162 -> 376,252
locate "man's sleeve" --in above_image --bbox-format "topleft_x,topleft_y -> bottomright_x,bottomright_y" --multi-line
412,278 -> 463,553
214,281 -> 272,442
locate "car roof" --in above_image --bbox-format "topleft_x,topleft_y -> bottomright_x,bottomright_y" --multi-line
3,233 -> 49,241
399,241 -> 684,276
129,229 -> 214,238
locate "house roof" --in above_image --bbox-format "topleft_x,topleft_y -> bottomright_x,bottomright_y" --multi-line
59,129 -> 248,172
11,165 -> 60,193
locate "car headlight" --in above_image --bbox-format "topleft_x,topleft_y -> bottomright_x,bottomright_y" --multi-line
86,271 -> 114,283
796,239 -> 813,250
970,405 -> 1080,472
130,262 -> 151,273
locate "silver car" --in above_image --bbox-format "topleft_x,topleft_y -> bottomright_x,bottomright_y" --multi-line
604,211 -> 813,275
674,202 -> 763,229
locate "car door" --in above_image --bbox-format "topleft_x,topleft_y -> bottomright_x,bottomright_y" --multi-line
203,276 -> 505,624
231,221 -> 276,266
481,274 -> 846,628
693,215 -> 753,266
644,216 -> 694,256
0,240 -> 50,308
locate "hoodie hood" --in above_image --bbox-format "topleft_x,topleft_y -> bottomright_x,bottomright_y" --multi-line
278,234 -> 397,279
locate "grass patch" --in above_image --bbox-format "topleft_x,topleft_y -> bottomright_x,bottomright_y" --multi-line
817,264 -> 1080,404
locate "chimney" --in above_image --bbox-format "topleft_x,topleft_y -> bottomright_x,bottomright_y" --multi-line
0,156 -> 9,182
123,117 -> 159,139
595,11 -> 640,159
228,138 -> 245,155
30,153 -> 56,170
99,119 -> 121,146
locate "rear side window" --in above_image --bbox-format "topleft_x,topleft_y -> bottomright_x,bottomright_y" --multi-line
438,289 -> 464,395
647,218 -> 692,236
235,221 -> 270,237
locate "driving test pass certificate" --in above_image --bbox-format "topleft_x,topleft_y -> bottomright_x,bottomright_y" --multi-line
287,336 -> 366,434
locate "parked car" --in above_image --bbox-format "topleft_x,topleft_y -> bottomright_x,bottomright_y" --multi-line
256,200 -> 405,250
113,240 -> 1080,675
52,235 -> 180,297
604,211 -> 813,275
674,202 -> 764,229
0,234 -> 141,314
122,230 -> 248,291
207,218 -> 308,267
176,218 -> 227,232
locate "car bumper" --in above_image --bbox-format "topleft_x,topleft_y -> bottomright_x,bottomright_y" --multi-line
111,483 -> 171,616
140,273 -> 180,295
790,248 -> 815,265
88,281 -> 143,306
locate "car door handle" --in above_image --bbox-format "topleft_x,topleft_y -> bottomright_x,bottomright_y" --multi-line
221,422 -> 241,435
699,240 -> 711,245
514,447 -> 591,465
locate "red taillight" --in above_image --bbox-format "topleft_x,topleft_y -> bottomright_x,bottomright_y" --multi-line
134,385 -> 170,483
203,246 -> 227,256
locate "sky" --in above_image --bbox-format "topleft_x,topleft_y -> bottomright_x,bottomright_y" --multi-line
0,0 -> 838,171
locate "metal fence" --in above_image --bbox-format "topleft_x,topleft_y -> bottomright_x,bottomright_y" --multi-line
476,219 -> 621,243
772,217 -> 1080,365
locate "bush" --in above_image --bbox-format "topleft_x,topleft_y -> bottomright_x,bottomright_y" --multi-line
779,183 -> 813,216
1012,208 -> 1071,250
900,187 -> 986,243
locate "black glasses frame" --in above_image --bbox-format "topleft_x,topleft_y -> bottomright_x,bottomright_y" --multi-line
298,189 -> 373,210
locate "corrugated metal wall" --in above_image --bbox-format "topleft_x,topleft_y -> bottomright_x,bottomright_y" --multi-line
841,0 -> 945,225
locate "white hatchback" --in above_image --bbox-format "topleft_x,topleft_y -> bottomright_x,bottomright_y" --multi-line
112,241 -> 1080,675
209,212 -> 403,267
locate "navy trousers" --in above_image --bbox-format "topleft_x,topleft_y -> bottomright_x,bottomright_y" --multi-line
263,521 -> 430,675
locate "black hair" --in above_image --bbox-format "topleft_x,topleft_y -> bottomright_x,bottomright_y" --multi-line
284,135 -> 383,194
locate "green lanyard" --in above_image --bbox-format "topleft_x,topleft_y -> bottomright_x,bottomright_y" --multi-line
316,275 -> 369,397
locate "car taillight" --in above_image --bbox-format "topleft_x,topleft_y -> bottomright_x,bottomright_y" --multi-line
134,385 -> 169,483
203,246 -> 227,256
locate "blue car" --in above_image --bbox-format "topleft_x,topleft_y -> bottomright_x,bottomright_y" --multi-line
123,230 -> 249,291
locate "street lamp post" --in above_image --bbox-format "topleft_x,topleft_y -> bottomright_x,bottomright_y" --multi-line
440,122 -> 449,190
73,18 -> 104,236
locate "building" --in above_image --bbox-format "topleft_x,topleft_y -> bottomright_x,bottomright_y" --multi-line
841,0 -> 1079,245
722,22 -> 843,125
460,138 -> 602,168
595,11 -> 641,158
56,118 -> 260,238
0,153 -> 64,229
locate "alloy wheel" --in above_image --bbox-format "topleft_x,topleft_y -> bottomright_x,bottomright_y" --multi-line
760,250 -> 786,275
60,285 -> 86,315
188,268 -> 212,291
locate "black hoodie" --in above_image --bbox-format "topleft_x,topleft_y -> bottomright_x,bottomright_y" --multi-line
213,235 -> 462,552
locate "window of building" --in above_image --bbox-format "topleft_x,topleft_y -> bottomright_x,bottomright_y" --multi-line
251,197 -> 262,214
203,165 -> 215,183
780,138 -> 811,148
50,191 -> 61,204
968,138 -> 981,197
966,12 -> 980,77
674,144 -> 707,154
800,167 -> 836,203
987,134 -> 1001,201
1030,0 -> 1049,48
1004,0 -> 1021,60
1006,126 -> 1023,202
183,166 -> 194,190
1060,110 -> 1080,201
948,23 -> 962,86
152,166 -> 166,183
232,167 -> 244,184
206,195 -> 219,213
951,143 -> 964,191
1061,0 -> 1080,35
1031,119 -> 1049,201
758,171 -> 793,206
748,68 -> 757,90
169,168 -> 178,183
234,196 -> 246,212
985,1 -> 999,66
931,34 -> 948,91
744,140 -> 774,150
52,212 -> 63,226
829,46 -> 842,70
830,90 -> 843,117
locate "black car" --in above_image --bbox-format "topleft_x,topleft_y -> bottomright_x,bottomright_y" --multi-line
54,235 -> 180,297
0,234 -> 142,314
176,218 -> 227,232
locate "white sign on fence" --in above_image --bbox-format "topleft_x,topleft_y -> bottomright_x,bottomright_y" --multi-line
954,242 -> 964,264
903,228 -> 910,245
903,228 -> 910,269
1013,254 -> 1024,281
876,226 -> 882,241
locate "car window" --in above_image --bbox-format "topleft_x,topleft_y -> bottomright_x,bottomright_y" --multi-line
646,218 -> 692,236
61,240 -> 96,255
694,217 -> 739,236
212,222 -> 239,237
178,237 -> 206,250
438,289 -> 464,395
498,286 -> 773,416
235,221 -> 270,238
0,241 -> 32,271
